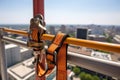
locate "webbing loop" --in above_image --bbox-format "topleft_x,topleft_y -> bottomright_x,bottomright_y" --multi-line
27,14 -> 46,80
36,33 -> 68,80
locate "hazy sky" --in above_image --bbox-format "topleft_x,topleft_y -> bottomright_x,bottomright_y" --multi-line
0,0 -> 120,25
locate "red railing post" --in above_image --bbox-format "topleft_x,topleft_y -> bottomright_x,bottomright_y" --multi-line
33,0 -> 46,80
33,0 -> 44,18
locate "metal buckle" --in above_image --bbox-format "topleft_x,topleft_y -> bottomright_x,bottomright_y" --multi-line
46,50 -> 57,65
27,41 -> 44,49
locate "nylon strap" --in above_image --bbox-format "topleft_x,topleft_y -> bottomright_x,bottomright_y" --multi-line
36,33 -> 68,80
28,14 -> 46,80
56,43 -> 67,80
47,33 -> 68,80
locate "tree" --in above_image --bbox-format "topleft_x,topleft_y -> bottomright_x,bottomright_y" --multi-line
79,72 -> 86,80
79,72 -> 93,80
106,36 -> 112,43
84,74 -> 93,80
92,75 -> 100,80
72,66 -> 80,75
102,78 -> 107,80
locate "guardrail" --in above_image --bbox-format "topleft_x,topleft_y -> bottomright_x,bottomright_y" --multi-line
2,28 -> 120,53
0,28 -> 120,80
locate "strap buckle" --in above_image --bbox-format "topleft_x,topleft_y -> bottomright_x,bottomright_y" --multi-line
27,41 -> 44,49
35,33 -> 68,78
46,50 -> 57,65
27,14 -> 46,49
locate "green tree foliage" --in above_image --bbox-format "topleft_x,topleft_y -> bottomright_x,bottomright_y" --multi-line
84,74 -> 93,80
72,66 -> 80,75
79,72 -> 93,80
79,72 -> 86,80
106,36 -> 112,43
79,72 -> 101,80
69,33 -> 75,37
102,78 -> 107,80
92,75 -> 100,80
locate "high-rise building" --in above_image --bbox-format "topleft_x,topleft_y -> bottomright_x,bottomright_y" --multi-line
49,26 -> 55,35
60,25 -> 66,33
76,28 -> 88,39
5,44 -> 21,67
5,44 -> 33,67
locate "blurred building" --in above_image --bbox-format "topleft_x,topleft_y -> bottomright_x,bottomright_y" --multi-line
91,51 -> 112,60
88,34 -> 106,42
89,25 -> 105,35
7,57 -> 35,80
5,44 -> 33,67
113,35 -> 120,44
5,44 -> 21,67
76,28 -> 88,39
20,47 -> 33,61
68,46 -> 92,56
49,26 -> 56,35
60,25 -> 66,33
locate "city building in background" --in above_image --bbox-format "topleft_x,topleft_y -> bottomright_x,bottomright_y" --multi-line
5,44 -> 21,67
91,51 -> 112,60
76,28 -> 88,39
113,35 -> 120,44
88,34 -> 106,42
0,24 -> 120,80
5,44 -> 33,67
20,47 -> 33,61
7,57 -> 35,80
48,26 -> 56,35
60,25 -> 66,33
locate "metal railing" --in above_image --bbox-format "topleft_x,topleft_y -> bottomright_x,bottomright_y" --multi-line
0,28 -> 120,80
3,28 -> 120,53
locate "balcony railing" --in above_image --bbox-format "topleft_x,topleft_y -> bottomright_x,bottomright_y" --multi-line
0,28 -> 120,80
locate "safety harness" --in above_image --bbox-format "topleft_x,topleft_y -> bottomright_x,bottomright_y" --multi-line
28,14 -> 68,80
37,33 -> 68,80
27,14 -> 46,80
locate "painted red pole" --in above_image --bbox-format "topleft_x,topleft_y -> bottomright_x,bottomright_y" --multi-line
33,0 -> 44,18
33,0 -> 46,80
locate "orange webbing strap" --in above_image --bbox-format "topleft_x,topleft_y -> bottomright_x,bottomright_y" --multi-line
36,33 -> 68,80
28,14 -> 46,80
47,33 -> 67,68
36,33 -> 66,79
56,43 -> 67,80
47,33 -> 68,80
36,53 -> 46,80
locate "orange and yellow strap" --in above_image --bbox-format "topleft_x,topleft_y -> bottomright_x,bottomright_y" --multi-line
47,33 -> 68,80
37,33 -> 68,80
56,43 -> 68,80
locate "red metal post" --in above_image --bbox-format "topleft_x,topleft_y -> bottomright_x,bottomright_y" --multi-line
33,0 -> 44,18
33,0 -> 46,80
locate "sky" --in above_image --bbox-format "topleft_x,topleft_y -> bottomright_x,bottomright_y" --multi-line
0,0 -> 120,25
